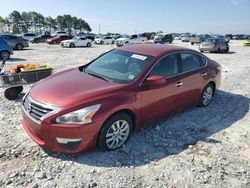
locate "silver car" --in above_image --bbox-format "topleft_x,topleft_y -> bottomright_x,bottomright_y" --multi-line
0,34 -> 29,50
199,38 -> 229,53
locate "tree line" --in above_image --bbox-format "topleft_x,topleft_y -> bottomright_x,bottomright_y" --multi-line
0,10 -> 92,35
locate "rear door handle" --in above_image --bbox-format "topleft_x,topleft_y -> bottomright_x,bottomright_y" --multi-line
201,72 -> 207,76
176,81 -> 183,87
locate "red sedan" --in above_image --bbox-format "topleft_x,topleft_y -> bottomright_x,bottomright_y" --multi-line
46,35 -> 73,44
21,44 -> 221,153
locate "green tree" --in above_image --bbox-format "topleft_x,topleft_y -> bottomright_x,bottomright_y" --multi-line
8,10 -> 23,33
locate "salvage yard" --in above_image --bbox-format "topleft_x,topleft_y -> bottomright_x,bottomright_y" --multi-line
0,40 -> 249,187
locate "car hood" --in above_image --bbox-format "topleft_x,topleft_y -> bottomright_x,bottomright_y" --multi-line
117,38 -> 129,41
30,68 -> 124,107
61,39 -> 73,43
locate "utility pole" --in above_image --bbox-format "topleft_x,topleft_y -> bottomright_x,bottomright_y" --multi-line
99,24 -> 101,34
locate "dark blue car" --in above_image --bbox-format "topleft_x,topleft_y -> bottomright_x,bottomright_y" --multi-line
0,37 -> 13,60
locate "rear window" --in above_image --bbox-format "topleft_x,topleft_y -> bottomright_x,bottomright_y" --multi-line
180,53 -> 202,72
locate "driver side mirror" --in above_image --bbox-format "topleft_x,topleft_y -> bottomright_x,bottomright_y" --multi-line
145,76 -> 166,88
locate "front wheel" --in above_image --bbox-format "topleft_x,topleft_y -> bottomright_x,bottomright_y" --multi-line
97,113 -> 133,151
198,84 -> 214,107
70,43 -> 75,48
0,51 -> 10,60
4,87 -> 22,100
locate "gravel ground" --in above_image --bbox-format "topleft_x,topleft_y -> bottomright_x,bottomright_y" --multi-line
0,40 -> 249,188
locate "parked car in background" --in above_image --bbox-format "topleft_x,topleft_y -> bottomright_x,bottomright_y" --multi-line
190,34 -> 211,45
243,38 -> 250,47
94,36 -> 115,45
46,35 -> 73,44
61,37 -> 92,48
51,31 -> 67,37
154,34 -> 173,44
225,34 -> 233,40
30,34 -> 52,43
0,37 -> 13,60
116,34 -> 147,46
199,38 -> 229,53
0,34 -> 29,50
232,35 -> 240,40
21,44 -> 221,153
21,33 -> 36,41
181,34 -> 191,42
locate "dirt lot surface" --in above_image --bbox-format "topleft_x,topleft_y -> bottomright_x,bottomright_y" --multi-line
0,40 -> 249,188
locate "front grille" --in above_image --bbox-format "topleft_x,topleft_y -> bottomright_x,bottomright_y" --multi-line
23,94 -> 53,122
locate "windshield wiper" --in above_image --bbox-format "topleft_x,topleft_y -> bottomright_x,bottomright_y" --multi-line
86,72 -> 111,82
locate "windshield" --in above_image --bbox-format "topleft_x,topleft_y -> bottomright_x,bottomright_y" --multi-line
204,38 -> 217,43
85,50 -> 154,84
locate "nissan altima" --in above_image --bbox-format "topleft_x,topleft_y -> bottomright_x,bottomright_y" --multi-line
21,44 -> 221,153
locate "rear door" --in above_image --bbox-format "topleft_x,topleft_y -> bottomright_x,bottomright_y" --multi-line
178,52 -> 209,108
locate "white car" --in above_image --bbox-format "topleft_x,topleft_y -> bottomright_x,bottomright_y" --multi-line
116,34 -> 147,47
60,37 -> 92,48
94,36 -> 115,45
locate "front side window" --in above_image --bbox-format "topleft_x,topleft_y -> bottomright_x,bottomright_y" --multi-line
180,53 -> 202,72
85,50 -> 154,84
148,54 -> 179,77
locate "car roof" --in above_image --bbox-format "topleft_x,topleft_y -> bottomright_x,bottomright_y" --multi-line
118,44 -> 194,57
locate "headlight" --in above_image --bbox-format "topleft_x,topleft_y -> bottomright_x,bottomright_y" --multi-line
56,104 -> 101,125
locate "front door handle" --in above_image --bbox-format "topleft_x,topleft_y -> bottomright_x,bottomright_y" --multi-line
201,72 -> 208,76
176,81 -> 183,87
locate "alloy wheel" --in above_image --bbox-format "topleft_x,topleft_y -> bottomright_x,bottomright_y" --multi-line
202,86 -> 213,106
105,120 -> 130,149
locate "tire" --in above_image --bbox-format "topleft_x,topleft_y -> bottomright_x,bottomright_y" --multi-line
15,86 -> 23,93
16,43 -> 24,50
4,87 -> 20,100
112,40 -> 115,44
100,41 -> 104,45
87,42 -> 92,47
53,41 -> 57,44
198,83 -> 214,107
70,43 -> 75,48
225,47 -> 229,53
217,48 -> 221,53
36,39 -> 40,43
0,51 -> 10,60
97,113 -> 133,151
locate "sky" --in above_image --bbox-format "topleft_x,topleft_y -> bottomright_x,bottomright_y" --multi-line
1,0 -> 250,34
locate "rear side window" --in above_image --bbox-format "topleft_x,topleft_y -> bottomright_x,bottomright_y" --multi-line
180,53 -> 202,72
149,54 -> 179,77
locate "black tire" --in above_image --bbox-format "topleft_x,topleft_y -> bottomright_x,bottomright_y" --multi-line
87,42 -> 92,47
100,41 -> 104,45
16,43 -> 24,50
217,48 -> 221,53
225,47 -> 229,53
4,87 -> 20,100
36,39 -> 40,43
70,43 -> 75,48
112,40 -> 115,44
0,51 -> 10,60
198,83 -> 214,107
97,113 -> 133,151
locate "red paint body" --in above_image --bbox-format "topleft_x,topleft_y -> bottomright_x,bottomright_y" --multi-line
21,44 -> 221,153
46,35 -> 73,44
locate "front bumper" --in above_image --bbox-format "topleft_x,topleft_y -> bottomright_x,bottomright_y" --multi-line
21,109 -> 103,154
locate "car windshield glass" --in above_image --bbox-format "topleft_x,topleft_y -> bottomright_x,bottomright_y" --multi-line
85,50 -> 154,84
204,38 -> 216,42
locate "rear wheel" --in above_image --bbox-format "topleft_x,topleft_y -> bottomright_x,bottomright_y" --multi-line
87,42 -> 92,47
112,40 -> 115,44
97,113 -> 133,151
225,47 -> 229,53
100,41 -> 104,45
0,51 -> 10,60
198,84 -> 214,107
16,43 -> 24,50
